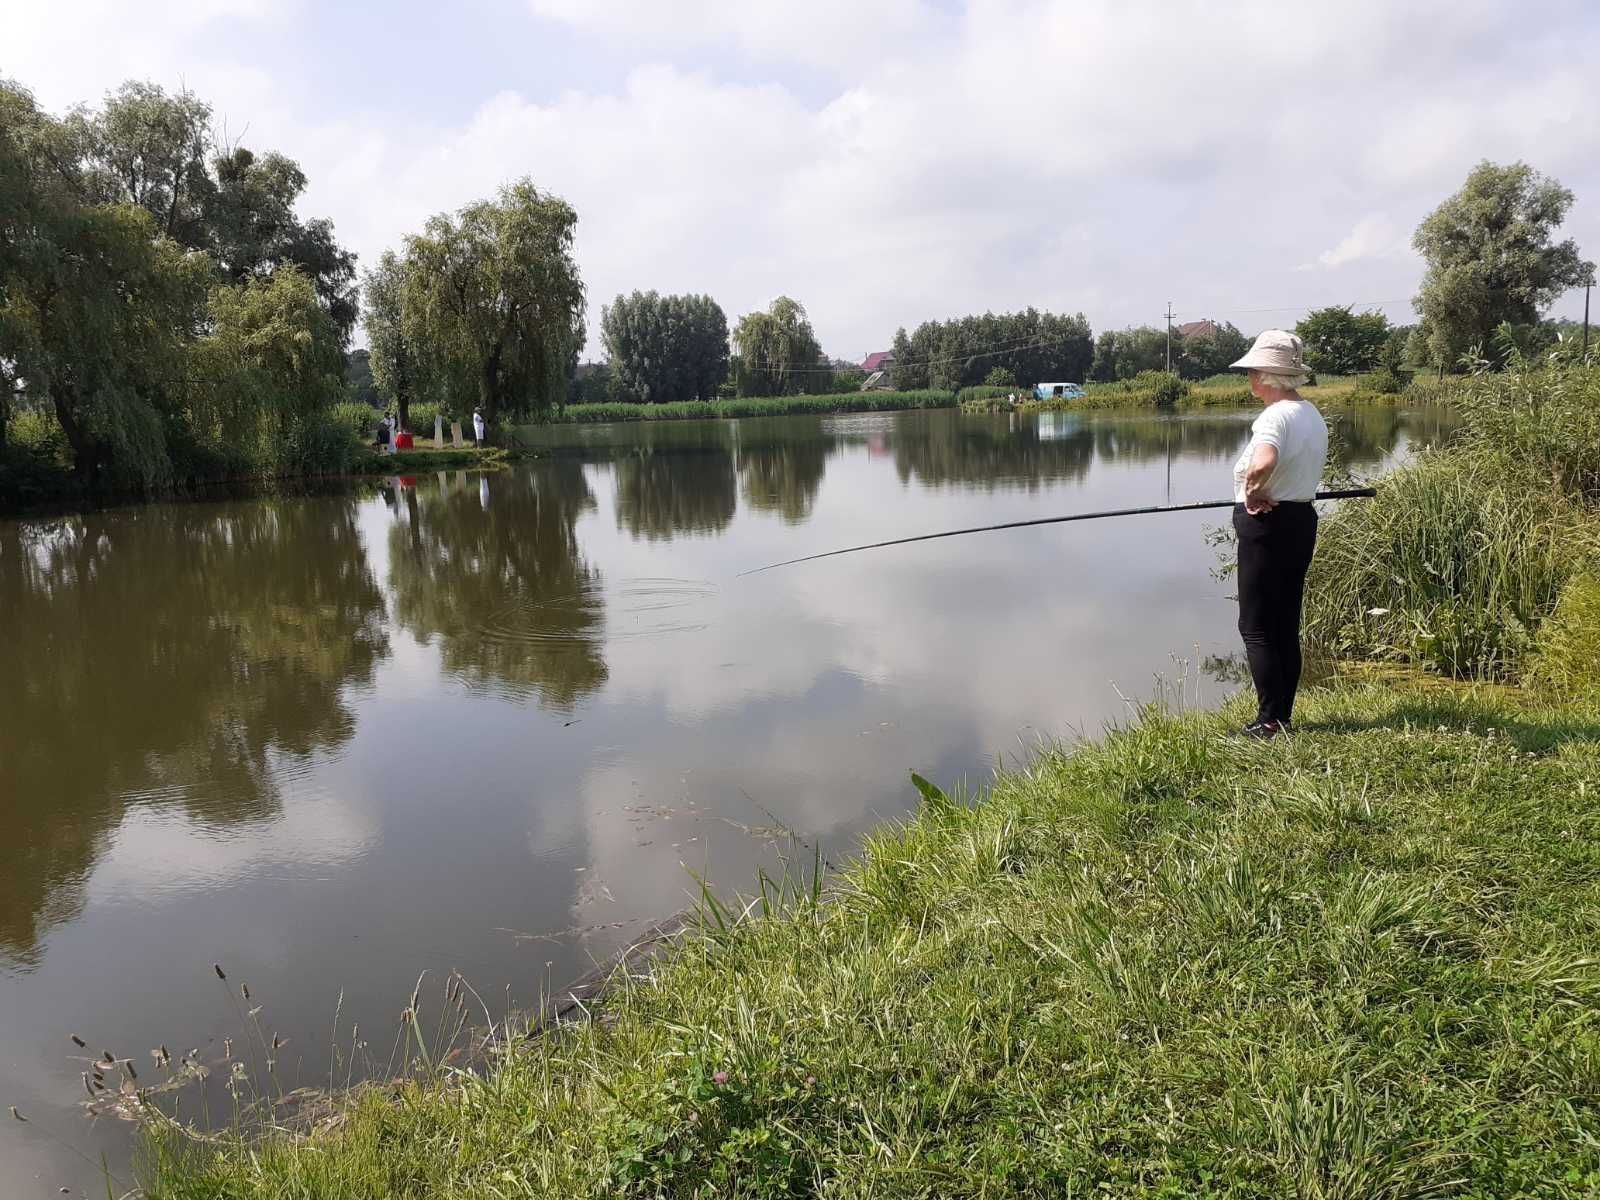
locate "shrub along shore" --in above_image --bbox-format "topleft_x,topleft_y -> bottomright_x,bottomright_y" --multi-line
128,359 -> 1600,1196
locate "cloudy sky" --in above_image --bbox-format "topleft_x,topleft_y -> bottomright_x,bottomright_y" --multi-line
8,0 -> 1599,360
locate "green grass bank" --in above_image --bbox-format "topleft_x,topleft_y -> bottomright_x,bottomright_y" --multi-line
136,357 -> 1600,1197
143,673 -> 1600,1198
960,372 -> 1456,415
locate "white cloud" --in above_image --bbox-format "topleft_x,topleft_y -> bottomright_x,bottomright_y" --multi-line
526,0 -> 939,69
8,0 -> 1600,349
1313,214 -> 1405,269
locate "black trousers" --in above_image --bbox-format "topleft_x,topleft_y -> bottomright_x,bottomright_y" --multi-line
1233,502 -> 1318,724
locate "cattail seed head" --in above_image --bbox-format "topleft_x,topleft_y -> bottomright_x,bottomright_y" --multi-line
9,1106 -> 25,1121
124,1062 -> 137,1081
214,964 -> 226,981
70,1035 -> 85,1048
241,983 -> 250,1001
101,1051 -> 114,1064
83,1073 -> 94,1098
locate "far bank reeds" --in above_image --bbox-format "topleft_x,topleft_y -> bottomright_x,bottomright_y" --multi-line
549,390 -> 957,425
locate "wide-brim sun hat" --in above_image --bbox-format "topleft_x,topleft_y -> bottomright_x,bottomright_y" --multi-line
1231,329 -> 1307,375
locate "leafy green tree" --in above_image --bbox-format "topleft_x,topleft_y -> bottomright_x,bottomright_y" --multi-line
567,362 -> 614,405
363,250 -> 415,428
188,269 -> 346,473
984,366 -> 1017,387
828,366 -> 867,393
1092,326 -> 1170,379
1089,330 -> 1119,382
888,310 -> 1092,392
401,179 -> 585,427
70,82 -> 358,342
206,147 -> 358,342
1414,161 -> 1593,370
601,291 -> 728,403
345,349 -> 379,407
1177,321 -> 1249,379
0,138 -> 210,486
889,324 -> 933,390
68,79 -> 213,245
732,296 -> 823,396
1294,306 -> 1391,376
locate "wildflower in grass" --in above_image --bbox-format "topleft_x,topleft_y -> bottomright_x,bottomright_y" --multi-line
712,1070 -> 728,1086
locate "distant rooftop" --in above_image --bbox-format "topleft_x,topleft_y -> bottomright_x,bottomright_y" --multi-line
1177,319 -> 1220,339
861,350 -> 893,372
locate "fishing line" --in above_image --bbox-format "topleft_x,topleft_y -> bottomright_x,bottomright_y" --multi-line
739,488 -> 1377,576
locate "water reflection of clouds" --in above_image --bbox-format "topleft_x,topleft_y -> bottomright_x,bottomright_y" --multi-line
0,406 -> 1443,1198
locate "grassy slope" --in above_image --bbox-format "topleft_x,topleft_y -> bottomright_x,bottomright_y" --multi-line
146,673 -> 1600,1198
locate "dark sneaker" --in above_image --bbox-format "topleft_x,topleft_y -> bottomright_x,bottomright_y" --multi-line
1239,720 -> 1285,739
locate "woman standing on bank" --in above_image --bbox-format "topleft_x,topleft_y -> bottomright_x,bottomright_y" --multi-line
1229,330 -> 1328,738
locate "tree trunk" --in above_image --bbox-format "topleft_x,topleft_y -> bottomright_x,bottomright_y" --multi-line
480,343 -> 503,430
51,384 -> 97,482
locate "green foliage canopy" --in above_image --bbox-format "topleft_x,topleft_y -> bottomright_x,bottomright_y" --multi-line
731,296 -> 822,397
69,80 -> 358,342
188,269 -> 348,475
601,290 -> 729,403
1176,321 -> 1249,380
401,180 -> 585,426
1295,306 -> 1391,376
889,309 -> 1092,391
1413,161 -> 1592,371
362,250 -> 415,427
1089,326 -> 1169,381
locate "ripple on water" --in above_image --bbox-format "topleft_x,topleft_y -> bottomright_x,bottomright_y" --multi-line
480,576 -> 716,645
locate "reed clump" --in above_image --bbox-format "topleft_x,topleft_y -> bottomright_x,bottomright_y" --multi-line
1305,356 -> 1600,679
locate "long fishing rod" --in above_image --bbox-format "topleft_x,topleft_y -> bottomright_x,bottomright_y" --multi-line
740,487 -> 1376,576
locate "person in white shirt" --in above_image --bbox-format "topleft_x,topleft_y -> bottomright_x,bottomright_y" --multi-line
472,407 -> 487,446
1228,329 -> 1329,738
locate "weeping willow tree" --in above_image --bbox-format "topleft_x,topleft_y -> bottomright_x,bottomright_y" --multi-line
187,268 -> 348,475
2,76 -> 361,493
363,250 -> 416,429
400,180 -> 585,429
731,296 -> 823,397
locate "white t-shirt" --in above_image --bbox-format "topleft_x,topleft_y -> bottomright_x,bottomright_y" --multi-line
1232,399 -> 1327,503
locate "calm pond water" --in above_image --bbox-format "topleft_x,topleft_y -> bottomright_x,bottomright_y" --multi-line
0,405 -> 1450,1193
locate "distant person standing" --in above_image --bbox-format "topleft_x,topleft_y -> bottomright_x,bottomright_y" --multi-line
376,412 -> 391,454
1228,330 -> 1329,738
472,407 -> 487,446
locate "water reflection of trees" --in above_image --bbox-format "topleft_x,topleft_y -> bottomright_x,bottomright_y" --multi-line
388,464 -> 607,708
892,416 -> 1096,491
0,500 -> 388,967
614,450 -> 737,540
1090,416 -> 1253,465
738,439 -> 830,523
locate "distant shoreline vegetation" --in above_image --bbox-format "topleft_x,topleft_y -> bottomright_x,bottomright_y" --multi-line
544,390 -> 958,425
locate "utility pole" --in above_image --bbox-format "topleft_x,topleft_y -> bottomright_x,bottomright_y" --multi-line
1164,301 -> 1175,373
